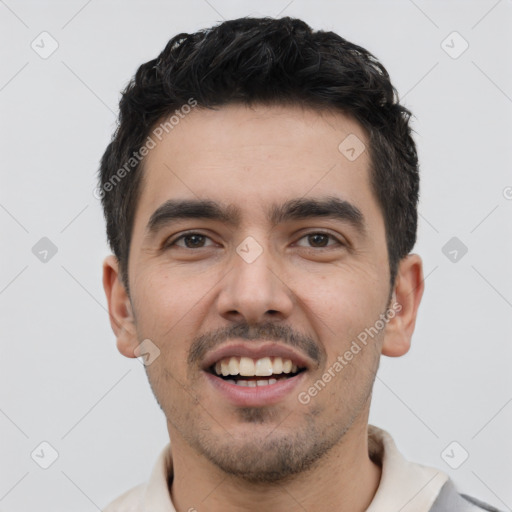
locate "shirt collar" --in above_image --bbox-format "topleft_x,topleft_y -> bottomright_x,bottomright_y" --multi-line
366,425 -> 449,511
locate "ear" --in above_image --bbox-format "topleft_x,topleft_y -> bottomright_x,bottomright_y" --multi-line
381,253 -> 424,357
102,255 -> 138,358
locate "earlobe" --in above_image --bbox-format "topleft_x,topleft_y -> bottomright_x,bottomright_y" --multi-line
102,255 -> 138,358
381,254 -> 424,358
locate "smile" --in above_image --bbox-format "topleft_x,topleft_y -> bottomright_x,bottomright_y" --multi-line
201,341 -> 312,406
210,356 -> 304,387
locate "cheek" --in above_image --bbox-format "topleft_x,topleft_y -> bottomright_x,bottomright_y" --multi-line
130,271 -> 204,383
294,271 -> 386,355
298,268 -> 382,318
133,265 -> 211,333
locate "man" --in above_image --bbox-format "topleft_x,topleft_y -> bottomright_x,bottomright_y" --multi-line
99,16 -> 500,512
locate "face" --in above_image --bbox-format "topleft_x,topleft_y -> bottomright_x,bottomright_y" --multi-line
104,103 -> 420,483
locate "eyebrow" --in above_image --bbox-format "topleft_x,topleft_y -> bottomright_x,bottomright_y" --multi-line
269,197 -> 366,234
146,199 -> 240,235
145,196 -> 366,237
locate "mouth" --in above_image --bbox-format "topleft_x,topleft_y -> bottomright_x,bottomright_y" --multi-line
207,356 -> 306,387
201,342 -> 312,406
201,340 -> 314,407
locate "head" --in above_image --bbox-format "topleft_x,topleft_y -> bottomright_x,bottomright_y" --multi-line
100,17 -> 424,483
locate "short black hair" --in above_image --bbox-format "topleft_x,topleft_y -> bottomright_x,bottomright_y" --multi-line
98,16 -> 419,293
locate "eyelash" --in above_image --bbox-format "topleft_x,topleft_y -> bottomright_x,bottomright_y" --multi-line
165,231 -> 344,250
166,231 -> 216,249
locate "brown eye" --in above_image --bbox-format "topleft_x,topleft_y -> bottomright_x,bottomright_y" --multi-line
307,233 -> 329,247
168,233 -> 215,249
296,232 -> 342,248
181,234 -> 206,248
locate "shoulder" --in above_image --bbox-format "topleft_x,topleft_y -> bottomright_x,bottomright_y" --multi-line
430,480 -> 504,512
102,483 -> 146,512
460,493 -> 504,512
102,442 -> 174,511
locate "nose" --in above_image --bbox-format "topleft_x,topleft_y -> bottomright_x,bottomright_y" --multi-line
216,241 -> 294,325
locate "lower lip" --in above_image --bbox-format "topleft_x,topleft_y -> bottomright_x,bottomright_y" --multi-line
204,371 -> 307,407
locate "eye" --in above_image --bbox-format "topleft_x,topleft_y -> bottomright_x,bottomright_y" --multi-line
167,232 -> 216,249
295,232 -> 343,248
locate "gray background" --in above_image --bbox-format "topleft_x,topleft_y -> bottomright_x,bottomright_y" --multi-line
1,0 -> 511,510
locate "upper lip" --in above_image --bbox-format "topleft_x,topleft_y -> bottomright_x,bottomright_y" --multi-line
201,341 -> 313,371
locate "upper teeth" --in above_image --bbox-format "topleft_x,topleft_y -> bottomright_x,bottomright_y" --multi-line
214,356 -> 299,377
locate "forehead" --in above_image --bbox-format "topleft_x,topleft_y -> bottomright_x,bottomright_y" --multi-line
134,103 -> 381,230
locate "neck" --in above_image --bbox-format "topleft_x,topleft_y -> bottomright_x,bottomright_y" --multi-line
169,418 -> 381,512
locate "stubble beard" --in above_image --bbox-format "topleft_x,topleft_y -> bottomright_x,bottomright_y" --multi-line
173,382 -> 374,485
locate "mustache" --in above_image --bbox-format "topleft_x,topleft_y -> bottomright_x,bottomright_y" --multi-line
188,322 -> 322,366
